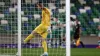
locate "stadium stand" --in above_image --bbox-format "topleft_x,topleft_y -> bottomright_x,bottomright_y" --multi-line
0,0 -> 17,35
0,0 -> 100,37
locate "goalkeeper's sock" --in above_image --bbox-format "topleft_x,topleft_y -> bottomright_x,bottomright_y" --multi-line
42,40 -> 47,53
24,34 -> 34,43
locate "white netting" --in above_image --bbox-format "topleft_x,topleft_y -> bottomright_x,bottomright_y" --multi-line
21,0 -> 66,56
0,0 -> 18,56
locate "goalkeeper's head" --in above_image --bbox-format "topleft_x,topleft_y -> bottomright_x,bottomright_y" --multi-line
36,2 -> 44,10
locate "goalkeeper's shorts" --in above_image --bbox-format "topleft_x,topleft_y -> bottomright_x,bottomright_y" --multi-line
34,24 -> 49,38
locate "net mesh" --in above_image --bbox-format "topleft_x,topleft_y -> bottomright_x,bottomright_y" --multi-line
0,0 -> 18,56
21,0 -> 66,56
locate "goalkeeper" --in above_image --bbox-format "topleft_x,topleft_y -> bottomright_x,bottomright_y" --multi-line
24,2 -> 51,56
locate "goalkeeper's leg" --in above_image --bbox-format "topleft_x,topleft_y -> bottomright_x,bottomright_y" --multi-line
41,33 -> 48,56
24,31 -> 36,43
41,38 -> 48,56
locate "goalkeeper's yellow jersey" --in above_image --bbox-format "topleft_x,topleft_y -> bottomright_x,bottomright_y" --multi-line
41,7 -> 51,26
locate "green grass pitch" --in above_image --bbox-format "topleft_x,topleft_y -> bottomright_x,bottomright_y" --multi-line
71,48 -> 100,56
1,48 -> 100,56
0,48 -> 66,56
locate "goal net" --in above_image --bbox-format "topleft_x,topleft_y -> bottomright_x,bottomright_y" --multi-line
21,0 -> 66,56
0,0 -> 18,56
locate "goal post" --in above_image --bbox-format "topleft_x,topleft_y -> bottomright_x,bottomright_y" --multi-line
17,0 -> 21,56
66,0 -> 70,56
